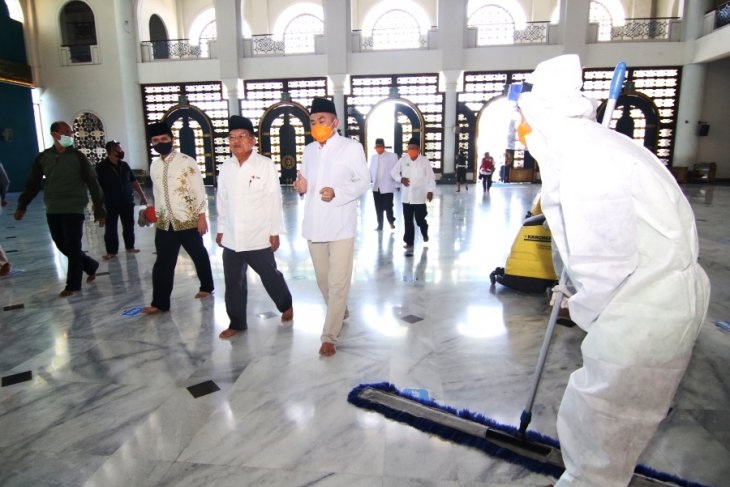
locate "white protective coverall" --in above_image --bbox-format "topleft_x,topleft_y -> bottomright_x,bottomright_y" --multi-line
518,55 -> 710,486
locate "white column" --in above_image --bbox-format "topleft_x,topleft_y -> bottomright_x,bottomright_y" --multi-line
113,0 -> 147,171
673,0 -> 713,168
323,0 -> 349,75
673,64 -> 705,168
438,0 -> 466,70
330,74 -> 346,125
214,0 -> 241,80
559,0 -> 590,56
442,70 -> 459,175
222,78 -> 240,117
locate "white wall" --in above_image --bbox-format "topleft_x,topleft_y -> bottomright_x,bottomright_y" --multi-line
137,0 -> 179,41
29,0 -> 148,170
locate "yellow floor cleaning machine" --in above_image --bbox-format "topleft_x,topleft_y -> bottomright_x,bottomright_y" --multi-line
489,200 -> 558,293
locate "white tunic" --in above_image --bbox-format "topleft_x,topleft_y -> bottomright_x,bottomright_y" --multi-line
216,152 -> 283,252
300,133 -> 370,242
391,154 -> 436,204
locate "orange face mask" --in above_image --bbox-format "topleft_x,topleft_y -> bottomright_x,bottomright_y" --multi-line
311,124 -> 334,143
375,147 -> 384,154
408,148 -> 419,159
517,119 -> 532,147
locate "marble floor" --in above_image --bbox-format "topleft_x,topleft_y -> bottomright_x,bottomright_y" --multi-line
0,181 -> 728,487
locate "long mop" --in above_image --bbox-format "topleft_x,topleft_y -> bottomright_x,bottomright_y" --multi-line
348,63 -> 710,487
517,60 -> 627,437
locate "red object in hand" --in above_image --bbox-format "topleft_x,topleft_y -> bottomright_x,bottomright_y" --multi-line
145,206 -> 157,223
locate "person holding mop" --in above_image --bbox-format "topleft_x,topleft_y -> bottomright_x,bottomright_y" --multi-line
517,54 -> 710,486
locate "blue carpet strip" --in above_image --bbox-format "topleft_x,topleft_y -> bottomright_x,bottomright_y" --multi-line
347,382 -> 709,487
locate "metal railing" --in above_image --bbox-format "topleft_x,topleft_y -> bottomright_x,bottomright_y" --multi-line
513,22 -> 549,44
250,33 -> 321,56
360,28 -> 428,51
251,34 -> 287,56
471,22 -> 549,46
607,17 -> 678,41
140,39 -> 210,61
717,1 -> 730,29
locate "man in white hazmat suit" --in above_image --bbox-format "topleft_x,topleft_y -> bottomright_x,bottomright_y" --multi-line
517,54 -> 710,486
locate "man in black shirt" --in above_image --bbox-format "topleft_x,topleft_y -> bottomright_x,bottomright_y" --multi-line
96,140 -> 148,259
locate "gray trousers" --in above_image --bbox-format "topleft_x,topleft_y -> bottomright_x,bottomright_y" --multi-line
223,247 -> 292,331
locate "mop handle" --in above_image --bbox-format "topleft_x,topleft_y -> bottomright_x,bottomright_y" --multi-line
601,62 -> 627,128
522,269 -> 567,417
519,62 -> 627,436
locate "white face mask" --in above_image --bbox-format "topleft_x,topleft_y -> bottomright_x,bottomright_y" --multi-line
59,134 -> 74,148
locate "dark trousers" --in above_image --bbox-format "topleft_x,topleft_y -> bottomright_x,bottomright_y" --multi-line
151,227 -> 214,311
402,203 -> 428,246
480,173 -> 493,192
46,213 -> 99,291
372,191 -> 395,229
104,203 -> 135,254
223,247 -> 292,330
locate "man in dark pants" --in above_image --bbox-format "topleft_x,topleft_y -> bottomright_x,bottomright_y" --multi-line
96,140 -> 148,259
215,115 -> 293,339
390,136 -> 435,256
143,121 -> 214,314
369,138 -> 399,231
15,121 -> 106,297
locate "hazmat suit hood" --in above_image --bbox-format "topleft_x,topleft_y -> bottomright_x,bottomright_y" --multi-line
517,54 -> 598,163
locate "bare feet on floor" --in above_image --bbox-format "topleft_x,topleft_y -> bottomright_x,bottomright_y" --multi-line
125,248 -> 140,254
102,254 -> 117,261
219,328 -> 243,339
143,306 -> 161,314
281,307 -> 294,322
86,262 -> 99,283
194,291 -> 213,299
59,288 -> 75,298
319,342 -> 336,357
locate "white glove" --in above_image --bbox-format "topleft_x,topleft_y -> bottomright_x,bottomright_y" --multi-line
550,283 -> 573,309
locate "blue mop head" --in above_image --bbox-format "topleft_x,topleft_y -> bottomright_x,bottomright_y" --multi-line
347,382 -> 710,487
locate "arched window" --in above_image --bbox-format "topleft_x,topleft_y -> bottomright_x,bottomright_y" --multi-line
468,5 -> 515,45
198,20 -> 216,56
371,9 -> 423,50
148,14 -> 169,59
283,13 -> 324,53
272,3 -> 324,54
189,8 -> 216,57
72,112 -> 105,166
360,0 -> 431,50
590,1 -> 613,41
59,1 -> 97,63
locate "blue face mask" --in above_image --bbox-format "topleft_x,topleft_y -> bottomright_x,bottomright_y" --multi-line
59,134 -> 74,148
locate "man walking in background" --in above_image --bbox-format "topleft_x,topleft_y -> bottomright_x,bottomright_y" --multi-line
15,121 -> 106,297
391,136 -> 435,256
96,140 -> 148,259
369,138 -> 399,231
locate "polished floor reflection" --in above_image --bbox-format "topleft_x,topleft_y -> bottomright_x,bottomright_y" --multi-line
0,182 -> 728,486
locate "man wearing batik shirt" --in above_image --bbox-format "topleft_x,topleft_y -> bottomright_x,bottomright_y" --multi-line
143,121 -> 214,314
